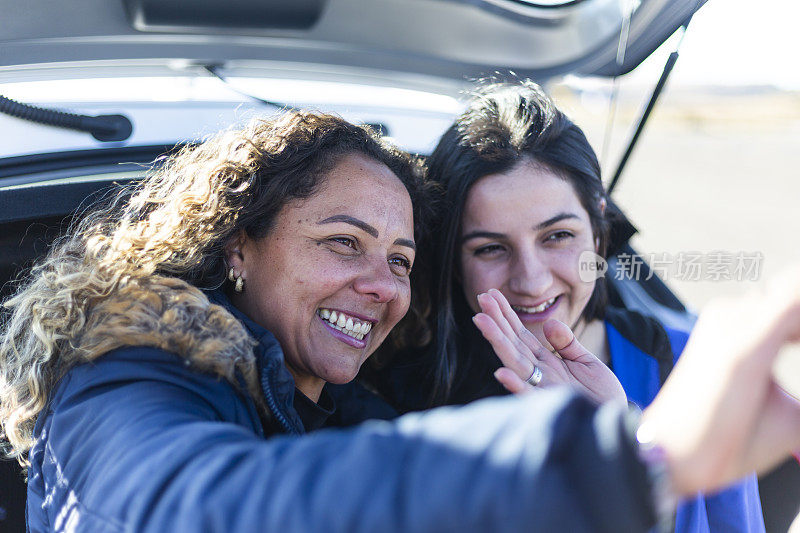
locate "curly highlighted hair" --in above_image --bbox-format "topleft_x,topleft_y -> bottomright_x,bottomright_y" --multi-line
0,111 -> 430,463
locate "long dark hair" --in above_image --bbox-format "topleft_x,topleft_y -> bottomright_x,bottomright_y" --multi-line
424,80 -> 611,405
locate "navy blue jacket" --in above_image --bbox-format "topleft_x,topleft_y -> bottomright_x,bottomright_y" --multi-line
26,290 -> 659,532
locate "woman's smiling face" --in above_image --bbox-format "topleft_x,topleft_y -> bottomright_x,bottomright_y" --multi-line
459,160 -> 597,344
230,153 -> 415,399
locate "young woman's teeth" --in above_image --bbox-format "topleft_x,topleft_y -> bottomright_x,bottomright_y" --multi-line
513,297 -> 557,314
318,309 -> 373,340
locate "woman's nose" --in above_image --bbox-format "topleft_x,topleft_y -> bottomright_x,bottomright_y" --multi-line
507,249 -> 553,296
352,258 -> 399,303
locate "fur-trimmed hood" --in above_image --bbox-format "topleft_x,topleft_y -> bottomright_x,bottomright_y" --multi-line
72,275 -> 304,434
205,286 -> 304,434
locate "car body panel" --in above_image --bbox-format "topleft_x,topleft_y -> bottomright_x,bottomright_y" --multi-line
1,0 -> 706,80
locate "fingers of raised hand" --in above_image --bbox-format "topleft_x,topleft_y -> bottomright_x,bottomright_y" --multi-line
494,367 -> 532,395
477,292 -> 518,340
473,313 -> 536,378
477,292 -> 539,360
486,289 -> 551,357
487,289 -> 526,335
543,319 -> 594,362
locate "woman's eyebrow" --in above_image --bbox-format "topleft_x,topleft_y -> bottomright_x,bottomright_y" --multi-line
318,215 -> 378,238
394,238 -> 416,251
319,215 -> 414,250
535,213 -> 579,230
461,213 -> 580,244
461,231 -> 505,244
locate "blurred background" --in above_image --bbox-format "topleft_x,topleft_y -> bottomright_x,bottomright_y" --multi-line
548,0 -> 800,396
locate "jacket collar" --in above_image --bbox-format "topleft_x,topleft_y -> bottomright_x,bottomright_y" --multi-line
604,306 -> 675,408
205,288 -> 304,434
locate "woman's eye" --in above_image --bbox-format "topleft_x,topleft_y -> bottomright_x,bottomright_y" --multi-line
545,231 -> 574,243
330,236 -> 358,250
389,256 -> 412,276
473,244 -> 504,256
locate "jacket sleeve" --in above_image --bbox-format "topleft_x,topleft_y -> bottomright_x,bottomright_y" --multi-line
31,347 -> 658,533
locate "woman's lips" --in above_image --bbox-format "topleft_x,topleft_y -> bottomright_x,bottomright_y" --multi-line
317,314 -> 370,349
511,295 -> 561,322
317,308 -> 373,338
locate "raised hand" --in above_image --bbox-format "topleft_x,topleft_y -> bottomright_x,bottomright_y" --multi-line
642,267 -> 800,496
472,288 -> 627,406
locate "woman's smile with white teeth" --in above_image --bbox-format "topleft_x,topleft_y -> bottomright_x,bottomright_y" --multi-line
317,308 -> 374,340
512,296 -> 558,314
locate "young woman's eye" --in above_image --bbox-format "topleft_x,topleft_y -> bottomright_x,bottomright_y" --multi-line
389,256 -> 412,276
473,244 -> 505,257
545,231 -> 574,243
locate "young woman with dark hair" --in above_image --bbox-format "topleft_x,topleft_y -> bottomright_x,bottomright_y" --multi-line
375,80 -> 766,532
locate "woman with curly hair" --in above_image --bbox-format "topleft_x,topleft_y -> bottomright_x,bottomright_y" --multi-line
2,108 -> 800,533
0,111 -> 454,531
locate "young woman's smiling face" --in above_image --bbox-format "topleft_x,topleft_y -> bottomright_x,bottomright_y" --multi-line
230,153 -> 415,400
459,160 -> 597,344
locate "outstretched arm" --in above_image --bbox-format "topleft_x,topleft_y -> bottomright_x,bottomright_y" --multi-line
642,269 -> 800,496
31,347 -> 655,533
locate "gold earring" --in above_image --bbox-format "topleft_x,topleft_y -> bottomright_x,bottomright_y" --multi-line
228,267 -> 236,282
235,275 -> 244,293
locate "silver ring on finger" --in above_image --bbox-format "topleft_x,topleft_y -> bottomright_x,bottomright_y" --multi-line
525,365 -> 543,387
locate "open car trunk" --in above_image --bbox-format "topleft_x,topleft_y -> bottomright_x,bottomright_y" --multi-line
9,2 -> 798,532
